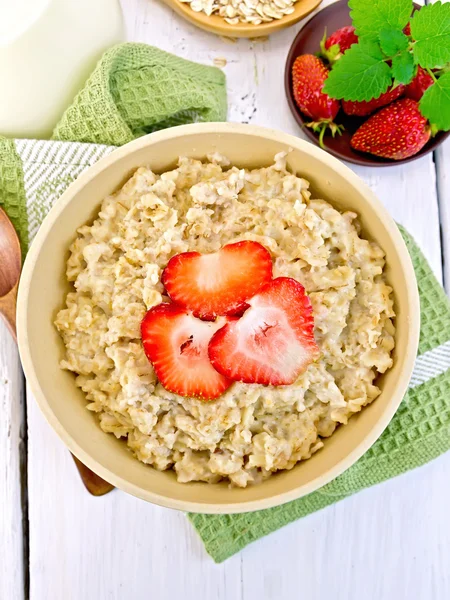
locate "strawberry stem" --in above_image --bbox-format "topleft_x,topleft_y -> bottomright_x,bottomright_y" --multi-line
320,27 -> 327,53
426,67 -> 438,83
318,27 -> 342,66
429,122 -> 440,137
319,125 -> 327,148
305,121 -> 344,149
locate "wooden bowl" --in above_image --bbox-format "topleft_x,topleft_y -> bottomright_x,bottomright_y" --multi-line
284,0 -> 450,166
17,123 -> 419,513
162,0 -> 322,38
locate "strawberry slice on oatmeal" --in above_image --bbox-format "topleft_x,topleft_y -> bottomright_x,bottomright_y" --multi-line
162,240 -> 273,320
208,277 -> 320,386
141,304 -> 234,400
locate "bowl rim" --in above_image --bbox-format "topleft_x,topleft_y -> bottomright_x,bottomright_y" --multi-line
17,122 -> 420,513
161,0 -> 322,38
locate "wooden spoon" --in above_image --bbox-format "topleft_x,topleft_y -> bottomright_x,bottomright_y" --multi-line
0,207 -> 114,496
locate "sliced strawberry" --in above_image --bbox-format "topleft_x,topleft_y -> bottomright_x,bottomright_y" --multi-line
141,304 -> 233,400
208,278 -> 319,386
161,241 -> 273,320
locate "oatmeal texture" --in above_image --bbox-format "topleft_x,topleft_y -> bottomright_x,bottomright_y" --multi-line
55,153 -> 395,487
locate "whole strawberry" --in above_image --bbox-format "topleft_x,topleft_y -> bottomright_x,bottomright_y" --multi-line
324,25 -> 358,57
350,98 -> 431,160
342,85 -> 405,117
405,66 -> 434,101
292,54 -> 343,147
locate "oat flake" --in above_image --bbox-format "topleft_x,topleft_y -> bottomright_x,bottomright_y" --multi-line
181,0 -> 298,24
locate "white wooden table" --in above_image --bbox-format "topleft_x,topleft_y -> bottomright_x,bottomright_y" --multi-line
2,0 -> 450,598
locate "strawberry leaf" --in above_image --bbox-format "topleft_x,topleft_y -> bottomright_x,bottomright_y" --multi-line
391,50 -> 415,84
419,72 -> 450,131
327,44 -> 341,60
319,31 -> 341,63
349,0 -> 412,41
379,28 -> 409,56
410,2 -> 450,68
323,41 -> 392,101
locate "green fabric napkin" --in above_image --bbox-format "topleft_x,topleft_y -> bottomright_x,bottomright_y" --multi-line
1,41 -> 449,564
54,43 -> 227,146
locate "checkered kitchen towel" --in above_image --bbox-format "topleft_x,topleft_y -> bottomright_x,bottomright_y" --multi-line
1,42 -> 449,563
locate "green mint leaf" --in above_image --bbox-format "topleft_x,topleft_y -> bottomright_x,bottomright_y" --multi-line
410,2 -> 450,68
419,72 -> 450,131
324,41 -> 392,101
349,0 -> 412,41
379,28 -> 409,56
391,50 -> 415,84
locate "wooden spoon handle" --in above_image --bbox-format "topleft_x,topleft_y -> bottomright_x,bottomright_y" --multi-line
0,285 -> 115,497
71,455 -> 115,496
0,284 -> 18,340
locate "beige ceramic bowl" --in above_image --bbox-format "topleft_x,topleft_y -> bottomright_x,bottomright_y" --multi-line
17,123 -> 420,514
161,0 -> 322,38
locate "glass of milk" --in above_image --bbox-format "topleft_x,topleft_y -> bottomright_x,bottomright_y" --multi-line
0,0 -> 124,138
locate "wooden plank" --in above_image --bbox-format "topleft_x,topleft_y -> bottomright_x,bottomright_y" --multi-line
0,320 -> 26,600
435,140 -> 450,294
241,455 -> 450,600
27,391 -> 243,600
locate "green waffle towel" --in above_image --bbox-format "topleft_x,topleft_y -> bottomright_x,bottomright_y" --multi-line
53,43 -> 227,146
1,42 -> 449,564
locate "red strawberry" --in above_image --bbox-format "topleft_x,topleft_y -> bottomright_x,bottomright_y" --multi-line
292,54 -> 343,147
404,22 -> 411,36
162,241 -> 272,320
320,26 -> 358,66
208,278 -> 319,386
350,98 -> 431,160
141,304 -> 233,400
292,55 -> 338,121
323,25 -> 358,58
405,66 -> 434,101
342,85 -> 405,117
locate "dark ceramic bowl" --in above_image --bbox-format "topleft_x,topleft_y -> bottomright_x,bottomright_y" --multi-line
284,0 -> 450,166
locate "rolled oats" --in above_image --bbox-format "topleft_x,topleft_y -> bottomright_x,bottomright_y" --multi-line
213,56 -> 228,67
181,0 -> 298,24
55,154 -> 396,487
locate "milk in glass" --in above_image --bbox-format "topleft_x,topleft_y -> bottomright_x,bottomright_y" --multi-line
0,0 -> 124,138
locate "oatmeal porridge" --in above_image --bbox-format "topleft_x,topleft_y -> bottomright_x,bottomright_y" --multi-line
55,153 -> 395,487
